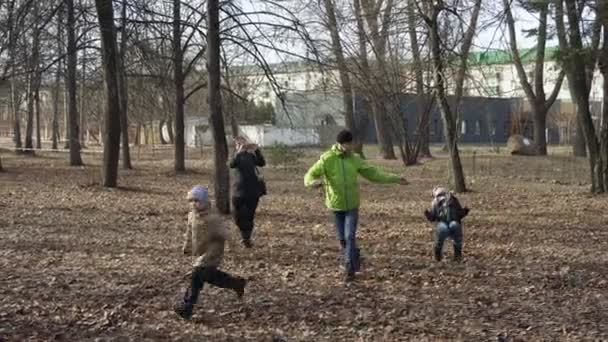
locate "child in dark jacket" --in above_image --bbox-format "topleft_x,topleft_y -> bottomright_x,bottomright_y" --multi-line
424,187 -> 470,262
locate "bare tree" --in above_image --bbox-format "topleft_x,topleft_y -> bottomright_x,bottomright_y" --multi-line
555,0 -> 603,192
51,7 -> 63,150
172,0 -> 185,171
95,0 -> 121,187
504,0 -> 565,155
118,0 -> 132,169
208,0 -> 230,214
322,0 -> 362,155
419,0 -> 480,193
360,0 -> 396,159
67,0 -> 83,165
408,0 -> 432,158
598,1 -> 608,188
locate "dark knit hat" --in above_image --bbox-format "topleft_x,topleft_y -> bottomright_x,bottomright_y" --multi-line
336,130 -> 353,144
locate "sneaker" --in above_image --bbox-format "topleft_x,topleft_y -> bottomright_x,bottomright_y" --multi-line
234,278 -> 247,299
344,272 -> 355,283
242,239 -> 253,248
174,301 -> 193,320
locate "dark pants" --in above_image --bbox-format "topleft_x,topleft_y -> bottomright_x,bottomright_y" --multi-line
334,209 -> 360,274
185,266 -> 244,306
232,196 -> 260,241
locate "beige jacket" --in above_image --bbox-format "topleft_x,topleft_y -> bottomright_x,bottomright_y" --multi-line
182,209 -> 228,268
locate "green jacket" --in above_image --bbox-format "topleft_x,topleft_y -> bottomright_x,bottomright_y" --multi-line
304,145 -> 400,211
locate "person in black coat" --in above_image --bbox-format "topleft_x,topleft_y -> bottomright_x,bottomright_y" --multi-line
230,136 -> 266,248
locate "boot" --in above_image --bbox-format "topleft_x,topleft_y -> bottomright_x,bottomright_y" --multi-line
344,271 -> 355,283
242,239 -> 253,248
434,248 -> 442,262
204,268 -> 247,299
174,289 -> 194,320
453,246 -> 463,263
174,269 -> 205,320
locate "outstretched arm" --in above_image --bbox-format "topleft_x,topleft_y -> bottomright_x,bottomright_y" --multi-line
357,160 -> 401,184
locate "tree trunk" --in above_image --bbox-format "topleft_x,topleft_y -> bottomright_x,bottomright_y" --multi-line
25,73 -> 35,152
134,123 -> 141,146
52,28 -> 61,152
533,107 -> 547,155
573,119 -> 587,156
323,0 -> 361,155
556,0 -> 603,191
426,3 -> 466,192
167,117 -> 174,143
95,0 -> 122,187
67,0 -> 83,165
118,0 -> 132,169
80,43 -> 86,147
35,83 -> 41,149
361,0 -> 396,160
408,0 -> 431,158
208,0 -> 230,214
599,4 -> 608,188
7,0 -> 22,151
173,0 -> 186,172
159,120 -> 167,144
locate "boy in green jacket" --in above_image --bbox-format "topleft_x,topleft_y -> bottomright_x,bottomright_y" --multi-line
304,130 -> 408,282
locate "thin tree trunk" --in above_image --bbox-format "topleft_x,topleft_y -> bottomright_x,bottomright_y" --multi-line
67,0 -> 83,165
25,73 -> 35,151
323,0 -> 361,155
80,42 -> 86,147
35,82 -> 41,149
556,0 -> 603,191
426,3 -> 466,192
600,3 -> 608,188
408,0 -> 431,158
208,0 -> 231,214
361,0 -> 396,159
118,0 -> 132,169
167,117 -> 174,143
159,120 -> 167,144
532,107 -> 548,154
95,0 -> 121,187
173,0 -> 185,171
573,119 -> 587,156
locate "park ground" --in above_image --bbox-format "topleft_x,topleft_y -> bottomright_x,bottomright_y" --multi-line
1,145 -> 607,341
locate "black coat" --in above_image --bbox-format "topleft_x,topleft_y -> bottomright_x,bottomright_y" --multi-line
229,149 -> 266,199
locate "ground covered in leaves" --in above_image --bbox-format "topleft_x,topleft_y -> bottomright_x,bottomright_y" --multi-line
1,146 -> 607,341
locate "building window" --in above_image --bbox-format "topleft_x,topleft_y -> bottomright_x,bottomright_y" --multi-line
461,120 -> 467,135
475,120 -> 481,135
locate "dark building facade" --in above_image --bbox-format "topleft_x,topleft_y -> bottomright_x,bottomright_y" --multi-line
354,94 -> 563,145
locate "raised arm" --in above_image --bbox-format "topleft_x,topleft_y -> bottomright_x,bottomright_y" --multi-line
254,149 -> 266,167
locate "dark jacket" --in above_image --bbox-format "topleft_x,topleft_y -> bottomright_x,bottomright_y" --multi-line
230,149 -> 266,198
424,194 -> 470,224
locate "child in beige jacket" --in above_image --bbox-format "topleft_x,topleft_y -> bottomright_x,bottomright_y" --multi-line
174,185 -> 247,320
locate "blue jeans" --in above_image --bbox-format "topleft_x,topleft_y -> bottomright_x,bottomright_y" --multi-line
435,221 -> 463,260
334,209 -> 360,274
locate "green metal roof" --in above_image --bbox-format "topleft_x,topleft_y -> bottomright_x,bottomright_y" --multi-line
468,46 -> 560,66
